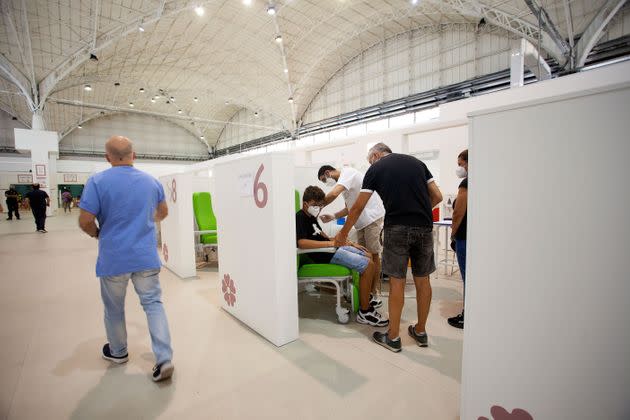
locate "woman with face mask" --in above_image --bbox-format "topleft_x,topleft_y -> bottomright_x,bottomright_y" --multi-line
448,149 -> 468,329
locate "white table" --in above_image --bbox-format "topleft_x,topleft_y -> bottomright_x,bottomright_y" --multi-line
433,220 -> 459,276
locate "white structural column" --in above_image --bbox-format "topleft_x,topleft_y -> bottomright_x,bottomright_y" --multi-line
510,38 -> 552,88
14,126 -> 59,215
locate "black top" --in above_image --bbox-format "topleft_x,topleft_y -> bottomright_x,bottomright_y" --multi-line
295,209 -> 333,264
454,178 -> 468,240
5,188 -> 18,204
362,153 -> 435,227
26,189 -> 48,210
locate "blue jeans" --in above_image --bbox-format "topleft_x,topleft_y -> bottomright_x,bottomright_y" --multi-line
330,246 -> 370,273
100,268 -> 173,364
455,239 -> 467,306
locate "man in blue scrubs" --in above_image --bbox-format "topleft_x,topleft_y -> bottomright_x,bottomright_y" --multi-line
79,135 -> 174,382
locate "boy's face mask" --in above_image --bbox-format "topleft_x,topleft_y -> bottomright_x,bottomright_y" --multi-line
307,206 -> 321,217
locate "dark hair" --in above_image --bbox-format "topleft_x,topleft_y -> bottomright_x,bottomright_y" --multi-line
458,149 -> 468,162
302,186 -> 325,203
317,165 -> 335,179
32,183 -> 40,190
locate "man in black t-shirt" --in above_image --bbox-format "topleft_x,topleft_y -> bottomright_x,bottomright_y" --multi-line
297,186 -> 388,326
448,149 -> 468,329
25,184 -> 50,233
5,185 -> 20,220
335,143 -> 443,352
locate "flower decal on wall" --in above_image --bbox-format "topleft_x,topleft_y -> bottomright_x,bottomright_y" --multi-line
222,274 -> 237,307
479,405 -> 533,420
162,243 -> 169,262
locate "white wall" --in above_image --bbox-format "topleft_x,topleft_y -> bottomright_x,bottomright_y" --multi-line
59,113 -> 208,159
462,83 -> 630,420
303,25 -> 513,124
0,155 -> 190,196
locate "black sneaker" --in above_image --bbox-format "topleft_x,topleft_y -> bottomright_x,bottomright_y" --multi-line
408,325 -> 429,347
356,307 -> 389,327
369,294 -> 383,309
101,343 -> 128,364
372,331 -> 402,353
447,312 -> 464,329
152,361 -> 174,382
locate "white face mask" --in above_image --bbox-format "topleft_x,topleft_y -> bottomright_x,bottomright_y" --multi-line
456,166 -> 467,178
325,177 -> 336,187
307,206 -> 321,217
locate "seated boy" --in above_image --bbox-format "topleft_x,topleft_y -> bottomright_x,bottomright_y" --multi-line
296,186 -> 388,327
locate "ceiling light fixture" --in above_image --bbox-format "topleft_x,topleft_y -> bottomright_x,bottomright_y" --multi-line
284,68 -> 288,73
288,97 -> 294,103
267,4 -> 276,15
411,0 -> 418,4
139,87 -> 145,93
170,96 -> 175,101
89,53 -> 98,61
275,34 -> 283,43
139,26 -> 145,32
178,109 -> 183,114
193,96 -> 199,102
129,102 -> 134,107
254,111 -> 259,117
195,5 -> 205,16
243,0 -> 252,5
200,135 -> 205,140
155,94 -> 160,99
114,82 -> 120,86
151,97 -> 156,103
77,124 -> 82,129
84,84 -> 92,91
225,100 -> 230,105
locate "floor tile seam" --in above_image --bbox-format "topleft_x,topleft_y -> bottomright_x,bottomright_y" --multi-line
5,323 -> 39,420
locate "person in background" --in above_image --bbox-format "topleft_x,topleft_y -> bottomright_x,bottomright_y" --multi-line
335,143 -> 443,352
25,184 -> 50,232
61,189 -> 73,213
448,149 -> 468,329
296,186 -> 388,327
317,165 -> 386,309
79,135 -> 174,382
5,185 -> 20,220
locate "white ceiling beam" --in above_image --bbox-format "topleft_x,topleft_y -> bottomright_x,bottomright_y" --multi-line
91,0 -> 102,51
47,98 -> 282,131
524,0 -> 571,63
0,53 -> 35,111
563,0 -> 575,68
19,0 -> 38,106
38,1 -> 206,106
575,0 -> 627,68
424,0 -> 568,66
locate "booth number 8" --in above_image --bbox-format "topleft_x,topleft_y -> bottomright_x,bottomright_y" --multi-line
253,164 -> 268,208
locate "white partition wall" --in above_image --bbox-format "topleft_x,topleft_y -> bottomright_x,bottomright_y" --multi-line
159,172 -> 197,278
214,152 -> 299,346
461,84 -> 630,419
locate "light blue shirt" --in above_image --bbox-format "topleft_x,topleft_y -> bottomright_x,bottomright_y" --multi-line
80,166 -> 165,277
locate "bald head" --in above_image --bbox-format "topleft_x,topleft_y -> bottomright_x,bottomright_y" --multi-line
105,136 -> 135,165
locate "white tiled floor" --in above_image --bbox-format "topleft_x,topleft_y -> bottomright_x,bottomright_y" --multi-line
0,212 -> 464,420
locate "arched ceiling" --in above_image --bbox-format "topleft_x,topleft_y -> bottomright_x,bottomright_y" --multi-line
0,0 -> 625,149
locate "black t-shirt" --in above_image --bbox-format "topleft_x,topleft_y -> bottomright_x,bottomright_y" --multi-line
26,190 -> 48,210
362,153 -> 435,227
295,209 -> 333,264
5,188 -> 18,204
454,178 -> 468,240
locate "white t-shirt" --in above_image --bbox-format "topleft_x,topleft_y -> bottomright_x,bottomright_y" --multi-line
337,167 -> 385,230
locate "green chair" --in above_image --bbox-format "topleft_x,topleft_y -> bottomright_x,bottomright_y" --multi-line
295,189 -> 359,324
193,192 -> 218,264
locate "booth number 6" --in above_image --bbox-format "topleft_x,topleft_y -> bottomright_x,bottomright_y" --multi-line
253,163 -> 268,208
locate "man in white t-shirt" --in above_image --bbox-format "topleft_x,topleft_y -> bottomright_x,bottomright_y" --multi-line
317,165 -> 386,308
